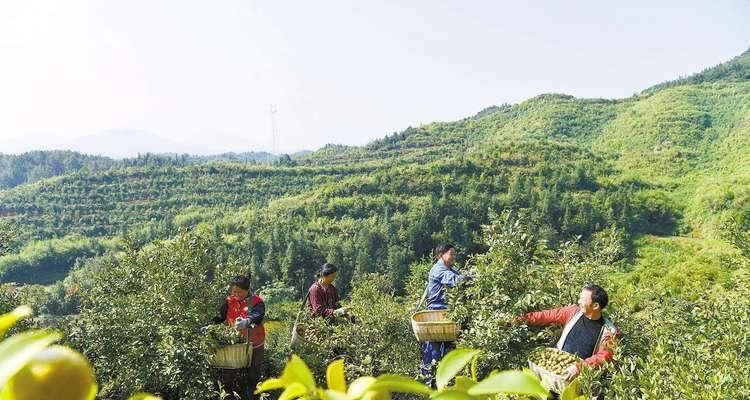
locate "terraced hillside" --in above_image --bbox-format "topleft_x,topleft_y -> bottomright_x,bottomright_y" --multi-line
0,48 -> 748,286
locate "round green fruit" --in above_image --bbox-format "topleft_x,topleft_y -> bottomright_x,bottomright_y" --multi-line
4,345 -> 96,400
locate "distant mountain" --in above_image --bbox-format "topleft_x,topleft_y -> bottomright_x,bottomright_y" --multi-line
67,130 -> 198,158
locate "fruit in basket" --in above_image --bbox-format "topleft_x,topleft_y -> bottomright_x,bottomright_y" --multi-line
528,348 -> 580,375
204,323 -> 247,348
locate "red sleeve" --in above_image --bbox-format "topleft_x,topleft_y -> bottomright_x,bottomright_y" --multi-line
583,325 -> 620,367
308,284 -> 334,317
520,305 -> 579,326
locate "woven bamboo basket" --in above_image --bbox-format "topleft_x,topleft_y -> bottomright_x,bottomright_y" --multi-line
290,323 -> 307,347
528,359 -> 568,393
410,310 -> 459,342
210,343 -> 253,369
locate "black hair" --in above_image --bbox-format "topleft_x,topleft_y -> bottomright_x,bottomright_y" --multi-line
435,243 -> 455,258
584,284 -> 608,309
230,275 -> 251,290
319,263 -> 337,277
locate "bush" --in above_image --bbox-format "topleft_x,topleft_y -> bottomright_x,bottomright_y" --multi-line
599,283 -> 750,398
291,274 -> 421,382
68,231 -> 247,399
449,210 -> 620,376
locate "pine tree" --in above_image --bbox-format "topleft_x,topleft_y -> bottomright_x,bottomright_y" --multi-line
327,244 -> 352,296
263,246 -> 281,283
283,238 -> 304,294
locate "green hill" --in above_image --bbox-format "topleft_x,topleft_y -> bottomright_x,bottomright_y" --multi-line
0,150 -> 290,191
644,47 -> 750,93
2,48 -> 750,400
0,49 -> 749,285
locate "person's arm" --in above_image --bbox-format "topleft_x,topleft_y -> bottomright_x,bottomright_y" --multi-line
564,326 -> 620,380
439,269 -> 470,288
309,285 -> 335,317
582,326 -> 620,367
248,299 -> 265,325
520,305 -> 578,326
210,299 -> 228,324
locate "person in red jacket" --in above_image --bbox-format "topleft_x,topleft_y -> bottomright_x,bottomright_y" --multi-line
209,275 -> 266,400
521,284 -> 619,381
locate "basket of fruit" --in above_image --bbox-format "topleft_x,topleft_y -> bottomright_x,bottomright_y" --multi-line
205,325 -> 252,369
527,347 -> 580,393
410,310 -> 459,342
290,322 -> 308,347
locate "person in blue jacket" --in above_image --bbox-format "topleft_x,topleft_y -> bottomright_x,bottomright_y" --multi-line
420,243 -> 471,387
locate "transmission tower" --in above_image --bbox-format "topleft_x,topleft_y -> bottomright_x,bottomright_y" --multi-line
269,104 -> 278,164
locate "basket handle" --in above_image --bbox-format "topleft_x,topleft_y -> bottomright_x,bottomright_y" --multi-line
411,287 -> 429,313
293,288 -> 312,327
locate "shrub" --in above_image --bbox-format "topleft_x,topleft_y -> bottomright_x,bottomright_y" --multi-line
68,231 -> 246,399
291,274 -> 421,382
449,210 -> 620,376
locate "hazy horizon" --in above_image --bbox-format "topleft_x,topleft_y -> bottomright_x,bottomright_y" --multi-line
1,0 -> 749,158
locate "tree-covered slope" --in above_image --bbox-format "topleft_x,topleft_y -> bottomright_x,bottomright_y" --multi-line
644,47 -> 750,93
1,48 -> 750,400
0,163 -> 370,241
0,150 -> 288,191
0,151 -> 116,189
1,48 -> 750,285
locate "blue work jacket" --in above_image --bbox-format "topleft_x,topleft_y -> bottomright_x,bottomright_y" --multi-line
425,259 -> 469,310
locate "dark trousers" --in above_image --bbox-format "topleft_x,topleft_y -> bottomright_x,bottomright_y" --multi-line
218,345 -> 265,400
420,341 -> 454,388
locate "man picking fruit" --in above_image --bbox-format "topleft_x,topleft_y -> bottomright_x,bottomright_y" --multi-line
520,284 -> 619,381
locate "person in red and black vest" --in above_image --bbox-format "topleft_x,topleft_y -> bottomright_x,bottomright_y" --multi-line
520,284 -> 620,382
209,275 -> 266,400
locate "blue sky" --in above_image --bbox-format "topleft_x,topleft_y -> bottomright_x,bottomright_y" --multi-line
1,0 -> 748,156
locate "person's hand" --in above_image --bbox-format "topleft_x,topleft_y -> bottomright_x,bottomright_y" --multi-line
563,363 -> 580,381
234,317 -> 252,329
333,307 -> 348,317
499,314 -> 518,327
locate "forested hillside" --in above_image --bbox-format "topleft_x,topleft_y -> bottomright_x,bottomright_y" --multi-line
0,48 -> 749,399
0,150 -> 284,190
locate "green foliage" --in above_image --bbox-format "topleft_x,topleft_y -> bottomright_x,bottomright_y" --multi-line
0,221 -> 17,258
644,48 -> 750,93
0,234 -> 116,284
257,348 -> 549,400
591,225 -> 750,398
203,324 -> 246,349
448,211 -> 620,375
2,45 -> 749,400
0,306 -> 168,400
722,218 -> 750,261
1,136 -> 678,288
0,150 -> 115,190
289,274 -> 420,380
68,231 -> 243,399
599,284 -> 750,399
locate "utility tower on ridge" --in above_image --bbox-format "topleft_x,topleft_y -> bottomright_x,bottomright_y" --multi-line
269,104 -> 278,164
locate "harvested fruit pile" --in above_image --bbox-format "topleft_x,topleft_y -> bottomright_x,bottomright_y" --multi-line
528,347 -> 580,375
204,324 -> 246,348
